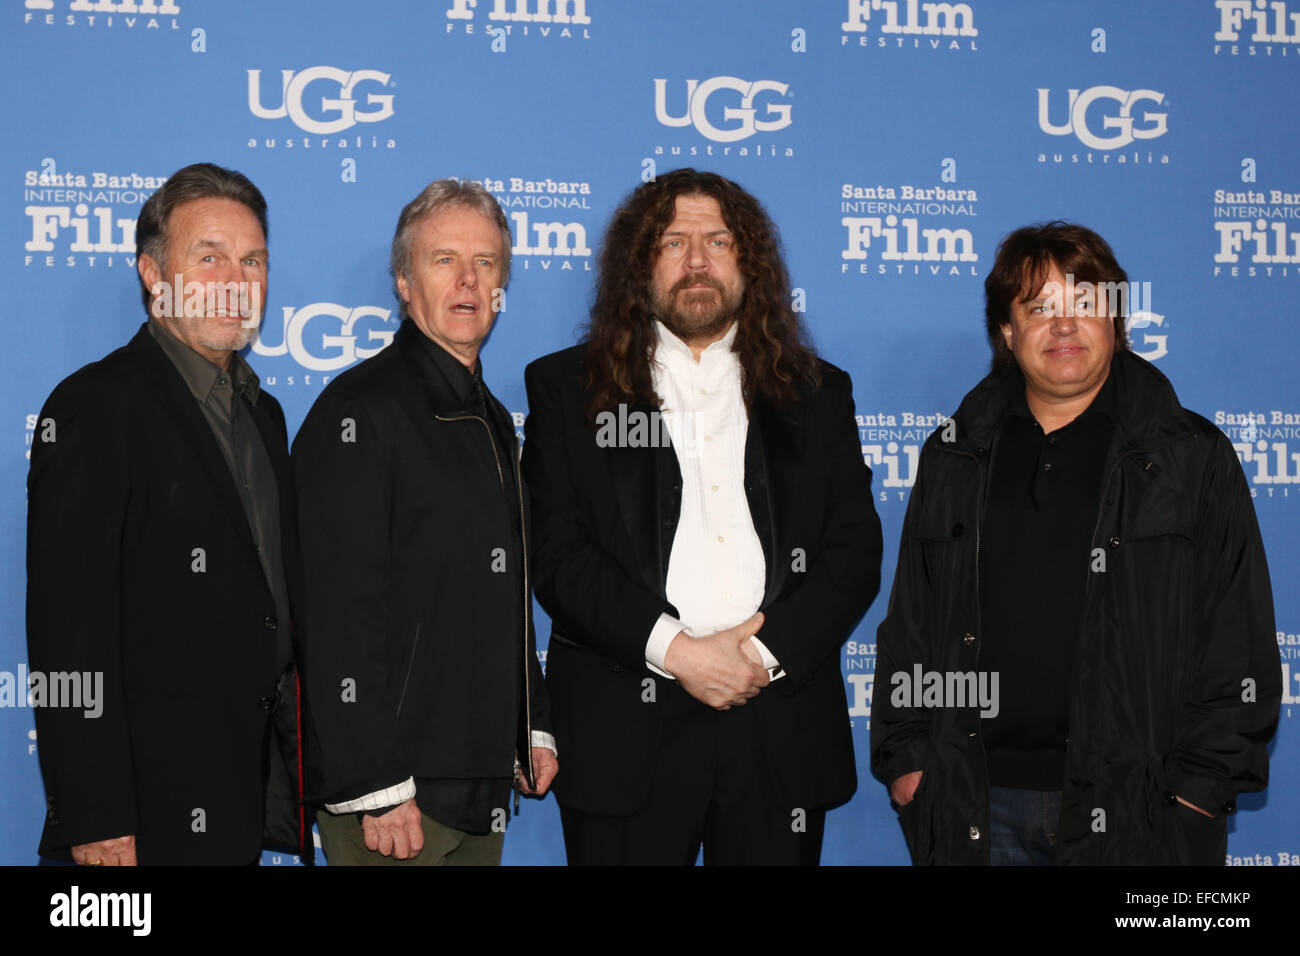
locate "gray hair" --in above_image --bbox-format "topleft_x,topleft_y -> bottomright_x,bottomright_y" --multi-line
390,179 -> 513,302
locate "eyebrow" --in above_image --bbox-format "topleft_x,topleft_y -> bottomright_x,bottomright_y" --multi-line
662,228 -> 733,239
430,248 -> 498,258
192,239 -> 269,259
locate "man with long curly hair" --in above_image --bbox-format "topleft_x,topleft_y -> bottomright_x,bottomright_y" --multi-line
522,169 -> 882,864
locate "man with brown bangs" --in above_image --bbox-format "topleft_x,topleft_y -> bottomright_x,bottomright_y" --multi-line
522,168 -> 882,865
871,221 -> 1279,865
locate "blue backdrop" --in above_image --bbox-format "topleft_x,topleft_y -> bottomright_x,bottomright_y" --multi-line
3,0 -> 1297,866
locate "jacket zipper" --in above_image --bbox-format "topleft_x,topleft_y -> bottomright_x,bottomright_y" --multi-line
395,622 -> 421,717
434,412 -> 533,783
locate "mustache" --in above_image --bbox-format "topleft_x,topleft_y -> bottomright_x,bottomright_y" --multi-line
671,273 -> 725,295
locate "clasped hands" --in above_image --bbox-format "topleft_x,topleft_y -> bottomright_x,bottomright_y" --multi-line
663,612 -> 769,710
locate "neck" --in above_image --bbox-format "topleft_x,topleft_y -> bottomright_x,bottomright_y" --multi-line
1024,379 -> 1105,434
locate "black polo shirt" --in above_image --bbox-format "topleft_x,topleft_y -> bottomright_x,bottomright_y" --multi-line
979,369 -> 1117,791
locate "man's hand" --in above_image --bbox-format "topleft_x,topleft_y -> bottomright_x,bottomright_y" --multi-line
1176,795 -> 1213,818
361,798 -> 424,860
517,747 -> 558,797
663,612 -> 769,710
890,771 -> 923,807
72,835 -> 137,866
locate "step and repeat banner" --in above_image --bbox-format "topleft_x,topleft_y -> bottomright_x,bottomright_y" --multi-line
2,0 -> 1297,866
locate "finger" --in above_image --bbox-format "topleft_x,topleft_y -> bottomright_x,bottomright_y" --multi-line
408,825 -> 425,856
392,829 -> 410,859
120,842 -> 138,866
377,829 -> 394,857
363,824 -> 380,853
741,612 -> 765,636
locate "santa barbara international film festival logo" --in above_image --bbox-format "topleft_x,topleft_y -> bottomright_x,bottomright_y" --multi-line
1213,0 -> 1300,56
443,0 -> 592,41
469,174 -> 594,272
22,159 -> 159,269
246,67 -> 396,151
839,172 -> 979,279
1212,181 -> 1300,277
839,0 -> 979,51
1035,86 -> 1169,167
1216,409 -> 1300,499
651,77 -> 795,160
1277,624 -> 1300,716
23,0 -> 179,30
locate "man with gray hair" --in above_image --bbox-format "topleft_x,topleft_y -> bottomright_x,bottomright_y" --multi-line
28,162 -> 310,865
294,178 -> 555,865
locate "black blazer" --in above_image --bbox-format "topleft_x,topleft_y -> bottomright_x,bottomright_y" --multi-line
522,344 -> 882,815
26,325 -> 307,865
292,323 -> 550,806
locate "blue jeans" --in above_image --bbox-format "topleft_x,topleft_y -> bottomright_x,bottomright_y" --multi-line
989,786 -> 1061,866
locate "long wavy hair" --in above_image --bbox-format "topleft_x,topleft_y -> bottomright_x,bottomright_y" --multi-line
582,169 -> 819,418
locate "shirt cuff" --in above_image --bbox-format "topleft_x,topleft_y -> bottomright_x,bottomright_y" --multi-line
749,635 -> 786,682
324,777 -> 416,814
646,612 -> 690,679
531,730 -> 557,757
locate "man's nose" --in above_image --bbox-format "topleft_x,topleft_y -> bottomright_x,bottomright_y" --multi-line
685,236 -> 709,270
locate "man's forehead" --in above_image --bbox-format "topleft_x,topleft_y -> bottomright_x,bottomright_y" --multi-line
414,206 -> 503,250
170,197 -> 265,242
1015,258 -> 1064,300
665,193 -> 729,229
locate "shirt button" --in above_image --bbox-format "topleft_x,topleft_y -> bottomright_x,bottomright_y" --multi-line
1043,462 -> 1054,473
717,535 -> 725,543
722,591 -> 731,600
704,435 -> 713,442
963,632 -> 976,645
1046,436 -> 1056,446
711,484 -> 719,491
969,826 -> 981,840
699,388 -> 707,395
263,616 -> 278,631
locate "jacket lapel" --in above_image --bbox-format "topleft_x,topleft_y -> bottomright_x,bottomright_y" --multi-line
125,325 -> 262,563
747,398 -> 801,607
609,410 -> 681,597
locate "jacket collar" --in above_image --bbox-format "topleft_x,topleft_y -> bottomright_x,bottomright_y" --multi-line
947,349 -> 1194,455
395,320 -> 485,415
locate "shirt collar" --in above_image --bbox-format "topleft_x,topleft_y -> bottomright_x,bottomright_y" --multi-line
408,322 -> 482,406
148,318 -> 260,405
653,320 -> 738,366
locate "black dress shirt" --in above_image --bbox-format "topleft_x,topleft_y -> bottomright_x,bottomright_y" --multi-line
979,371 -> 1117,790
147,320 -> 292,671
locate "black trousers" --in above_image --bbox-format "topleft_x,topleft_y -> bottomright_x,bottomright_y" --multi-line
559,683 -> 825,865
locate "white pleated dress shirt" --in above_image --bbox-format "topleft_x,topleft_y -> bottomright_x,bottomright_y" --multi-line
643,321 -> 782,680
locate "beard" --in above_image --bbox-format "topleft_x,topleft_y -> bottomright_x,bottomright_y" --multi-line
651,272 -> 743,343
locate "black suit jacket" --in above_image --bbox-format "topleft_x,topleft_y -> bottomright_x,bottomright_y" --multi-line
26,325 -> 308,865
522,344 -> 882,816
292,323 -> 550,813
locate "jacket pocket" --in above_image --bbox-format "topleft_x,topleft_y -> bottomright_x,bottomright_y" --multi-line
896,771 -> 935,866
